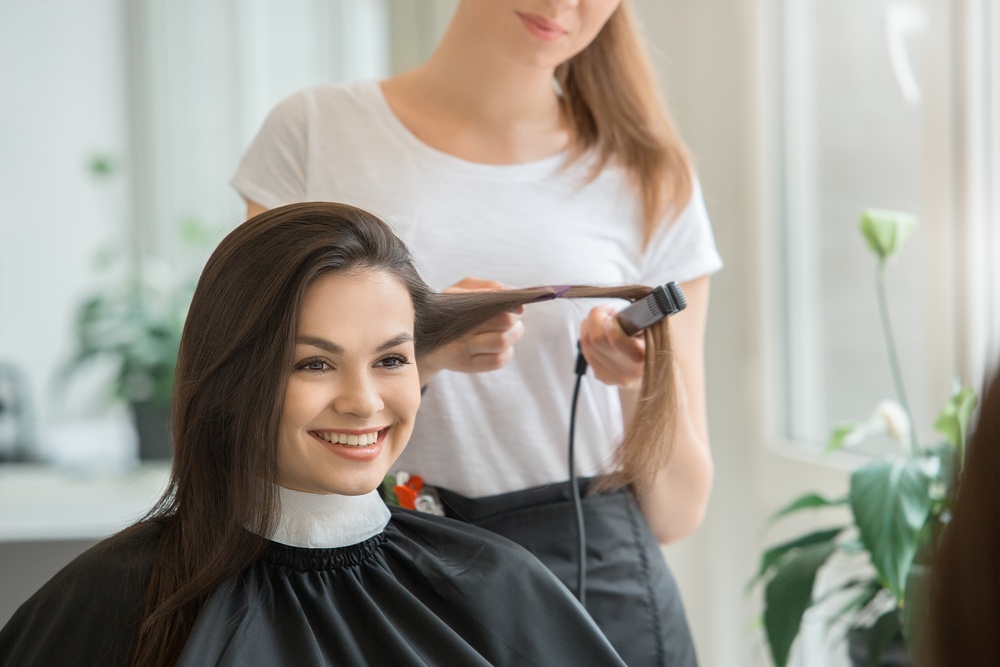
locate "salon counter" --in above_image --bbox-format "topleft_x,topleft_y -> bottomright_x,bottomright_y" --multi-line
0,463 -> 170,542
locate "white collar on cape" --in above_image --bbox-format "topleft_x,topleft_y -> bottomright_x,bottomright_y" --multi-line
267,486 -> 391,549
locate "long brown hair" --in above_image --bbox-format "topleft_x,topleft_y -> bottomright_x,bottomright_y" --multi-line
556,0 -> 694,246
126,202 -> 677,665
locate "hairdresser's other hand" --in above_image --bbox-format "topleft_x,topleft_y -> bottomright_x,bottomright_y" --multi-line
417,278 -> 525,384
579,306 -> 645,389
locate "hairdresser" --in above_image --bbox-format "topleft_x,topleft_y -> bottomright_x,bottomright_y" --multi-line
232,2 -> 721,664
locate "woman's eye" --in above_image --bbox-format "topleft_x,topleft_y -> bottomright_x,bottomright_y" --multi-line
377,354 -> 411,369
298,359 -> 331,372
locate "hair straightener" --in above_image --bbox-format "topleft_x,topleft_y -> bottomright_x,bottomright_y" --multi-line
614,281 -> 687,336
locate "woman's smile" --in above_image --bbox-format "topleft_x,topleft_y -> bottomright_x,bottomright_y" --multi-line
311,427 -> 390,462
312,427 -> 387,447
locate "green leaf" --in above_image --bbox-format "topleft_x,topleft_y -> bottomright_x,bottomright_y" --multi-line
763,541 -> 839,667
920,443 -> 956,506
825,421 -> 866,453
859,209 -> 917,260
749,527 -> 843,591
933,386 -> 978,454
769,493 -> 848,524
850,460 -> 933,602
381,475 -> 399,506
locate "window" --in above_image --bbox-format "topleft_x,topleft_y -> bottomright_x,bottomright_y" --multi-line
771,0 -> 998,452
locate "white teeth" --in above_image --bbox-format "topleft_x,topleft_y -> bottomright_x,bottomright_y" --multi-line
318,431 -> 380,446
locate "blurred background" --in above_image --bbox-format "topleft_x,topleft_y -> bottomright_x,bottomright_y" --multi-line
1,1 -> 997,664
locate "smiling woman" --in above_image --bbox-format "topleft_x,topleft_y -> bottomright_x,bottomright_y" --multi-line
0,202 -> 630,667
278,270 -> 421,496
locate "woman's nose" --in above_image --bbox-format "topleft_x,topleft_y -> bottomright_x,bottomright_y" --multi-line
332,372 -> 384,418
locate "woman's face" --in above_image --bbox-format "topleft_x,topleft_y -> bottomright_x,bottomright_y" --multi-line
277,269 -> 420,496
457,0 -> 623,68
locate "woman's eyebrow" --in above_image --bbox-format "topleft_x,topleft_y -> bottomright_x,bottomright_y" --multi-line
375,332 -> 416,353
296,332 -> 415,355
297,336 -> 343,355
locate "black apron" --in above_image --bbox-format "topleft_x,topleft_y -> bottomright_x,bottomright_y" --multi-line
437,478 -> 698,667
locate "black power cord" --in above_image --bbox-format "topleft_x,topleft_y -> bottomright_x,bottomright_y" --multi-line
569,344 -> 589,605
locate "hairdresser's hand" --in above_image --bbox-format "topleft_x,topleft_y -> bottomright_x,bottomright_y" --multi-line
579,306 -> 645,388
417,278 -> 525,384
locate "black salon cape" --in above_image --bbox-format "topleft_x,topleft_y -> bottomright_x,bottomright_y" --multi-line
0,508 -> 626,666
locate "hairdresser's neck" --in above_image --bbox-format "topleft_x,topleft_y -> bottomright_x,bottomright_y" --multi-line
384,20 -> 570,163
423,34 -> 559,123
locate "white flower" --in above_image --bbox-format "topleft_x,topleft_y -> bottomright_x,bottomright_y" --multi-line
871,400 -> 912,446
829,400 -> 914,455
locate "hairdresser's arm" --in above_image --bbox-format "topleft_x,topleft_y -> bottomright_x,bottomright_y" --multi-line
580,276 -> 714,545
416,278 -> 525,384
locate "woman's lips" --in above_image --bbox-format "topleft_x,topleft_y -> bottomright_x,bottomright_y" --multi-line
311,427 -> 388,462
517,12 -> 567,42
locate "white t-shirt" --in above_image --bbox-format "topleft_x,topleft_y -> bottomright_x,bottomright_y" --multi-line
232,80 -> 723,497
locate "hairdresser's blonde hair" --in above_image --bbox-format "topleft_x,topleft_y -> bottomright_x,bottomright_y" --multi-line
557,0 -> 693,246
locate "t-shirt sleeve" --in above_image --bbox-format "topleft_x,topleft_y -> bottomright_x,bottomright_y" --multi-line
638,176 -> 723,286
231,90 -> 311,209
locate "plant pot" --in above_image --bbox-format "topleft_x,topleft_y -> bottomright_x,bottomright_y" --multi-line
847,627 -> 914,667
131,400 -> 172,460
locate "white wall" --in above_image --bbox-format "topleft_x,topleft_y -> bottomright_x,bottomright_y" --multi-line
0,0 -> 131,460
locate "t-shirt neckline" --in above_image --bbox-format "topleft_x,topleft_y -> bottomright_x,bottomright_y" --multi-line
362,79 -> 571,180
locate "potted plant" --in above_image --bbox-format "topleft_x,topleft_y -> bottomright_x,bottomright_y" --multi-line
749,209 -> 978,666
66,248 -> 197,460
67,256 -> 191,459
